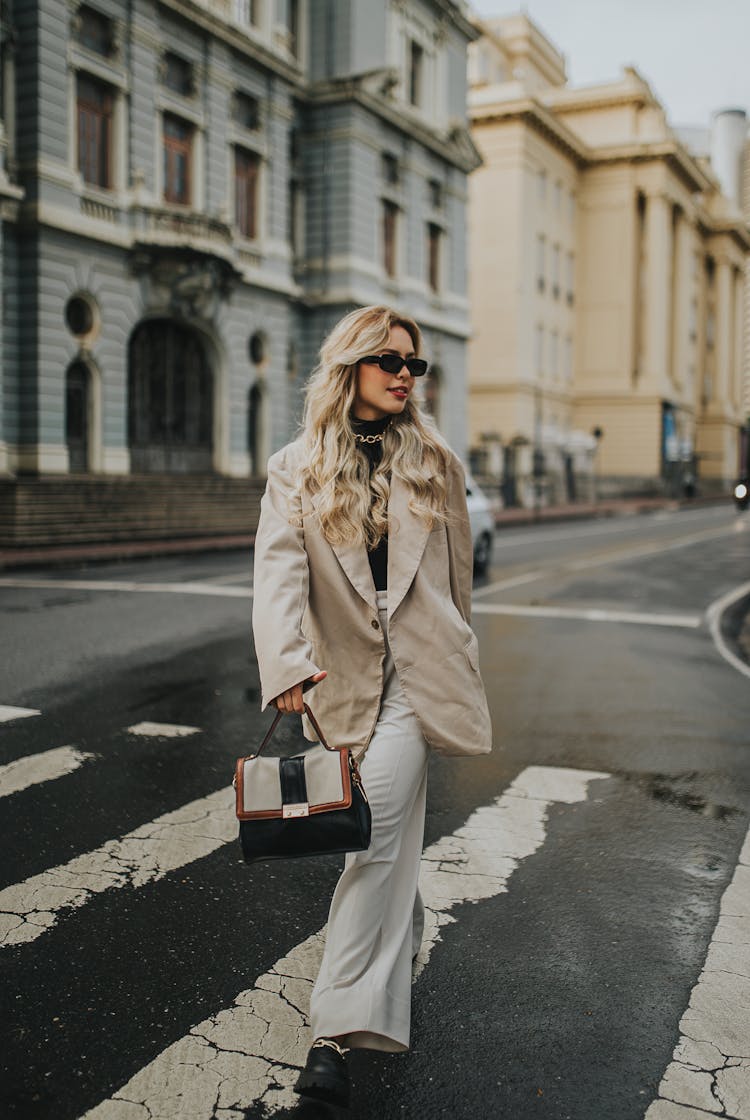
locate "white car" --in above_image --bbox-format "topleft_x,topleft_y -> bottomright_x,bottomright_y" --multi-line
465,471 -> 495,575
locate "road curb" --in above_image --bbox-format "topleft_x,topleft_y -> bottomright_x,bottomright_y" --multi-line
0,534 -> 256,573
0,495 -> 732,572
493,494 -> 728,531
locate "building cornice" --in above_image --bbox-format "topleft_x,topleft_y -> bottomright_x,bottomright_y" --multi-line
470,95 -> 731,203
470,97 -> 588,167
585,141 -> 714,194
308,80 -> 482,173
157,0 -> 306,87
543,68 -> 660,115
473,14 -> 566,88
428,0 -> 479,42
0,175 -> 24,205
16,200 -> 305,297
699,219 -> 750,255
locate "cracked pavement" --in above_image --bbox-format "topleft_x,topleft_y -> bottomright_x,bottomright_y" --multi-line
81,767 -> 607,1118
0,788 -> 236,947
646,832 -> 750,1120
2,511 -> 750,1119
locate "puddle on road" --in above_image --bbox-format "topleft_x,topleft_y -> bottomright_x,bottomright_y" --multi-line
638,774 -> 739,820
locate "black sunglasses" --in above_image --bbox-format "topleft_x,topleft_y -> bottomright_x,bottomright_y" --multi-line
361,354 -> 428,377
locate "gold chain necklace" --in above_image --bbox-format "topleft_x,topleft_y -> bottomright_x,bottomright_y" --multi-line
354,432 -> 385,444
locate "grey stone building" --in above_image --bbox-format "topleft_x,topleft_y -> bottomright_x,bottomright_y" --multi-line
0,0 -> 479,545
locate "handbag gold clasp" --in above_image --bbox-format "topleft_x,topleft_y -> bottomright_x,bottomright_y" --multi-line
283,802 -> 310,819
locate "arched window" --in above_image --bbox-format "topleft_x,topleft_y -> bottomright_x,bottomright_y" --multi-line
66,360 -> 91,473
128,320 -> 213,473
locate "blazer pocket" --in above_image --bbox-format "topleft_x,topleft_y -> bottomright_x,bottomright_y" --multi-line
463,634 -> 480,672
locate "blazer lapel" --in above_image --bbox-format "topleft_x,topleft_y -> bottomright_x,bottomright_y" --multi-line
310,488 -> 377,609
387,473 -> 431,617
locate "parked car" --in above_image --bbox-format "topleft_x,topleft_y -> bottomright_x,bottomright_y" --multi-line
734,479 -> 749,511
465,471 -> 495,575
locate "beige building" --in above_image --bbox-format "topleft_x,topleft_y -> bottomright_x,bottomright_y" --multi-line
467,13 -> 750,503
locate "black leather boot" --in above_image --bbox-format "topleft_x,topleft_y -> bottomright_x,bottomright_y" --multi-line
294,1038 -> 350,1109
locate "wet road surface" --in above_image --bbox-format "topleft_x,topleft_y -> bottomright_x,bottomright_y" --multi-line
1,503 -> 749,1120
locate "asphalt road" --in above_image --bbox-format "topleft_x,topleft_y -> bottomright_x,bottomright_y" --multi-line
1,503 -> 749,1120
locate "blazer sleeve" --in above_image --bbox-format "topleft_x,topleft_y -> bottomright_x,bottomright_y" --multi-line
252,446 -> 322,711
445,454 -> 474,625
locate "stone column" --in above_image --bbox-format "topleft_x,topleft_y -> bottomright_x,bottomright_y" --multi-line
671,209 -> 692,394
733,266 -> 744,414
640,193 -> 672,394
713,258 -> 733,415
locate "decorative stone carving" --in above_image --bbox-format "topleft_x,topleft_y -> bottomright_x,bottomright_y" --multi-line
130,248 -> 240,323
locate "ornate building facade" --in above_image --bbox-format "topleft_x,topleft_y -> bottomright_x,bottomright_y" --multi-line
467,14 -> 749,503
0,0 -> 479,541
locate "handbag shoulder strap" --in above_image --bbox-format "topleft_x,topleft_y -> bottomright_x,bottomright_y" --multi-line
254,703 -> 337,757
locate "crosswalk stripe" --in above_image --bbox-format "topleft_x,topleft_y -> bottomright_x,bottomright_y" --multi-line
80,765 -> 609,1119
0,704 -> 41,723
126,721 -> 201,738
644,826 -> 750,1120
0,745 -> 94,799
0,786 -> 235,948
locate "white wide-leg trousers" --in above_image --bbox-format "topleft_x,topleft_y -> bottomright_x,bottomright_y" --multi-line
309,591 -> 430,1052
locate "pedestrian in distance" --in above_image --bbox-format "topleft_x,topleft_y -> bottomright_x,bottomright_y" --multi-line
251,304 -> 492,1110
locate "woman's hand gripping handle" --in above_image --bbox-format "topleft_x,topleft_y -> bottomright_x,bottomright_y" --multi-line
271,670 -> 327,713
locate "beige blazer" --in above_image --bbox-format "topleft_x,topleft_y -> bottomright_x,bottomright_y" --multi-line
251,438 -> 492,758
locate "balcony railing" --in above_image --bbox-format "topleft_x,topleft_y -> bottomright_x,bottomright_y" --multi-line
130,203 -> 233,252
81,196 -> 120,224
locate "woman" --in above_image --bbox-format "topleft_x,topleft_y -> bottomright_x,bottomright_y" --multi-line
252,304 -> 492,1109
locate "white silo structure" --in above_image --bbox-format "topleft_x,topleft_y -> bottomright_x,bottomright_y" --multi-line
710,108 -> 747,208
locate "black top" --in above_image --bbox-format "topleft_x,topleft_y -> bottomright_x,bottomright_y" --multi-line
351,414 -> 391,591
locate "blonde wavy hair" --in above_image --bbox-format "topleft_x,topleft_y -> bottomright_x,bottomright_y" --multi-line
299,304 -> 450,549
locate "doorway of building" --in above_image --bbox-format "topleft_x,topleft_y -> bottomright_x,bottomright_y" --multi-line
65,360 -> 91,473
128,319 -> 214,472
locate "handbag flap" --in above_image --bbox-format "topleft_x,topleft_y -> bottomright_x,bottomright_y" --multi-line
235,746 -> 353,821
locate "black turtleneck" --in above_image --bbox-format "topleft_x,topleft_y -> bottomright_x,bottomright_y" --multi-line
351,414 -> 390,591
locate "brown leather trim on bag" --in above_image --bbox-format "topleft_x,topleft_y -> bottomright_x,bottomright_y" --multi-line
234,705 -> 355,821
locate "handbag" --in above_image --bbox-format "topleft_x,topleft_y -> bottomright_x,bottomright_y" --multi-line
234,703 -> 371,862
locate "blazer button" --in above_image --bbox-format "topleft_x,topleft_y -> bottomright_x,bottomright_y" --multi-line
371,618 -> 380,630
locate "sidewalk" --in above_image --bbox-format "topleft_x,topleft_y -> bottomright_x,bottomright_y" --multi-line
0,494 -> 730,571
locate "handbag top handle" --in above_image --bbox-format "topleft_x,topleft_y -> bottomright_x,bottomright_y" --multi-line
253,703 -> 337,758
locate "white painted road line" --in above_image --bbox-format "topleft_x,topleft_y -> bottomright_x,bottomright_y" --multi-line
0,578 -> 252,599
472,603 -> 703,629
81,765 -> 609,1120
706,580 -> 750,683
126,721 -> 201,739
472,571 -> 546,599
478,522 -> 745,600
0,787 -> 235,948
486,507 -> 731,552
645,826 -> 750,1120
0,704 -> 41,723
565,523 -> 744,573
0,745 -> 94,799
199,571 -> 252,585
